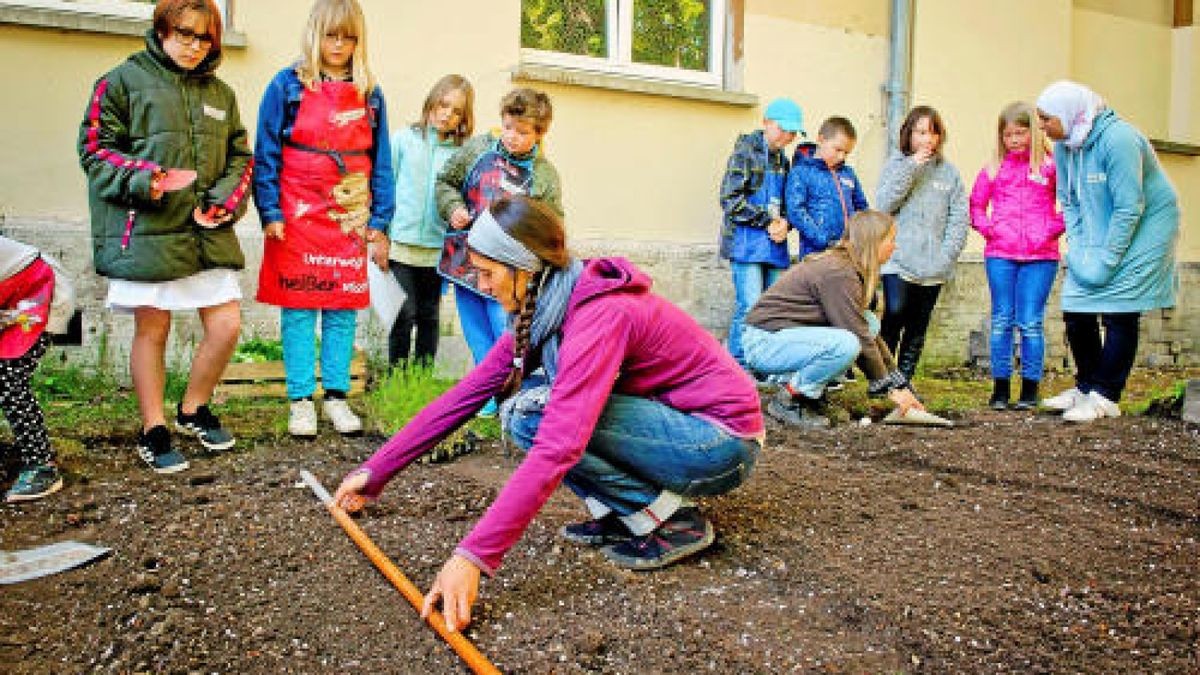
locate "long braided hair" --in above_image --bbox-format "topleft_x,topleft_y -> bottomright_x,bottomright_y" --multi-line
484,196 -> 570,400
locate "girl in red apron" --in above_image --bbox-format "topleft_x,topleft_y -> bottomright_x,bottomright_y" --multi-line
253,0 -> 394,438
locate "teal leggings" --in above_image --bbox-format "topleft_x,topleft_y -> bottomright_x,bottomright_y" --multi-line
280,308 -> 357,400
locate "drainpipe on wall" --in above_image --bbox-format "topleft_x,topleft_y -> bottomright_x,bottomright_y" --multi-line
884,0 -> 915,153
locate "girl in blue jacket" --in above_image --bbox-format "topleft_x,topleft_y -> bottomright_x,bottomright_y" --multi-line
382,75 -> 474,369
1035,81 -> 1180,423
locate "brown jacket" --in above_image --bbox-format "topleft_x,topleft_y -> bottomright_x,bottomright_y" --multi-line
746,248 -> 896,381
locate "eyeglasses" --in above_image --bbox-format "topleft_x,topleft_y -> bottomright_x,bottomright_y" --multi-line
172,25 -> 214,48
323,32 -> 358,45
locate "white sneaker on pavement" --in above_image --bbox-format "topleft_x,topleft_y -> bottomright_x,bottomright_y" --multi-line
1063,390 -> 1121,423
289,399 -> 318,438
1043,387 -> 1085,412
323,398 -> 363,435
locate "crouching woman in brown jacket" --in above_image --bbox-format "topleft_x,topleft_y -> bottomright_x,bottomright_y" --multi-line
743,210 -> 923,427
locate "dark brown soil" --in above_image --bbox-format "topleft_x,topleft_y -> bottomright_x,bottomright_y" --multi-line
2,405 -> 1198,673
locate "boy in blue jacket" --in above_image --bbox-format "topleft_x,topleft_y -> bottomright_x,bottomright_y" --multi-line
786,117 -> 869,259
718,98 -> 804,372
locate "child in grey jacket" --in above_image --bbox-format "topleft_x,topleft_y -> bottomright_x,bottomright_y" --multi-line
875,106 -> 969,380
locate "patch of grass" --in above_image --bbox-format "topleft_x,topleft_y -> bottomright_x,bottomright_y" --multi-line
366,365 -> 500,440
1129,379 -> 1188,417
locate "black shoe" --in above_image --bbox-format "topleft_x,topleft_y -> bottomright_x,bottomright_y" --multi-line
136,425 -> 189,474
175,404 -> 235,452
766,391 -> 831,428
5,464 -> 64,503
560,512 -> 633,546
1013,378 -> 1040,411
989,378 -> 1011,411
602,508 -> 715,570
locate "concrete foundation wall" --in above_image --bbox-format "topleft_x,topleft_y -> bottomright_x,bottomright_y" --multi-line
4,218 -> 1196,382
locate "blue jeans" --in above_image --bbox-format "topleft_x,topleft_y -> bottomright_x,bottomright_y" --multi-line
741,324 -> 861,398
280,308 -> 357,399
984,258 -> 1058,380
454,284 -> 509,365
728,262 -> 784,368
504,388 -> 759,528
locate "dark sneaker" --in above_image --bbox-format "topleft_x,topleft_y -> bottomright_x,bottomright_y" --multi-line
602,508 -> 715,570
137,425 -> 189,474
175,404 -> 235,452
560,512 -> 633,546
5,465 -> 64,503
766,391 -> 831,429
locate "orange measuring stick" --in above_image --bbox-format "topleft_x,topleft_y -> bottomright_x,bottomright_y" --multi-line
300,471 -> 501,675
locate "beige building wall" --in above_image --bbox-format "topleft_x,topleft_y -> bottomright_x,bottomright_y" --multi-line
1,0 -> 1197,369
910,0 -> 1073,258
1071,7 -> 1174,138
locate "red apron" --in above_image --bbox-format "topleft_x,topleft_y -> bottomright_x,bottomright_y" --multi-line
257,81 -> 374,309
0,258 -> 54,359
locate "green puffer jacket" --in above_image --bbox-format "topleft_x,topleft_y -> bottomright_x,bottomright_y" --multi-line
78,30 -> 253,282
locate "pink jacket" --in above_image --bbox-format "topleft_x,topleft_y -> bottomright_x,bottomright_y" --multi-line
969,151 -> 1064,261
357,257 -> 764,575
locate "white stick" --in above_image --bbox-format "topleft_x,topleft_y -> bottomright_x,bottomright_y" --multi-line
300,470 -> 334,506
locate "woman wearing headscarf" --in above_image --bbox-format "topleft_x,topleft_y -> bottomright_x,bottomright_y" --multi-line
1035,81 -> 1180,422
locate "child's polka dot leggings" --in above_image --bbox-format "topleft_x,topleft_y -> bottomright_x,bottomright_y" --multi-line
0,334 -> 52,467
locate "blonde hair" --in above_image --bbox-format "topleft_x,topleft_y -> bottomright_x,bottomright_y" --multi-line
996,101 -> 1050,176
813,210 -> 895,307
415,74 -> 475,146
295,0 -> 376,97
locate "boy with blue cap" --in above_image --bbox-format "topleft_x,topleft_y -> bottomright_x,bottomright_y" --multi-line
718,97 -> 804,374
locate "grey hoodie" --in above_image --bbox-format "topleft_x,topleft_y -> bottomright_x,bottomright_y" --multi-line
876,151 -> 970,283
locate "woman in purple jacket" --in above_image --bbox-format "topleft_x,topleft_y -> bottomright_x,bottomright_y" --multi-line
335,195 -> 763,631
969,102 -> 1064,410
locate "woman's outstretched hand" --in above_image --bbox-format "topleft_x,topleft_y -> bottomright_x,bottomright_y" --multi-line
333,470 -> 370,513
889,386 -> 925,416
422,554 -> 481,633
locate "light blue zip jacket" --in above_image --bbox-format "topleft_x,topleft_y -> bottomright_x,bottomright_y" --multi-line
387,125 -> 459,250
1056,109 -> 1180,313
876,151 -> 970,283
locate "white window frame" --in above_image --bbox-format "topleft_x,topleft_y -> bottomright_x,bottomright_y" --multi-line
521,0 -> 726,88
0,0 -> 230,24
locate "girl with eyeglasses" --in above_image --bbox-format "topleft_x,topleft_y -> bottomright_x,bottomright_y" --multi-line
253,0 -> 395,438
77,0 -> 253,474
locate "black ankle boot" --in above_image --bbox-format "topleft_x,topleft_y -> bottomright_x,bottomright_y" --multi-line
989,378 -> 1011,410
1013,378 -> 1039,410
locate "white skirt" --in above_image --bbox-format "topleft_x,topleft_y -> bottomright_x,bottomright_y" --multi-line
106,268 -> 242,313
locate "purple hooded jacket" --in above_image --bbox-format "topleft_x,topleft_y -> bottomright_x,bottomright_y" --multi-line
356,257 -> 764,575
969,150 -> 1064,261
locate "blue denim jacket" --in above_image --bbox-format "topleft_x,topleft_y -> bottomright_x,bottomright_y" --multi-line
252,67 -> 395,232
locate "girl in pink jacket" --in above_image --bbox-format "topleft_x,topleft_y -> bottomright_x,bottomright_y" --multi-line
970,102 -> 1064,410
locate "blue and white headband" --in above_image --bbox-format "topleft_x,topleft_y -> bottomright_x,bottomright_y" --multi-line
467,208 -> 544,272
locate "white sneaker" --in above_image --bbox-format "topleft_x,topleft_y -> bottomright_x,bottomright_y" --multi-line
1043,387 -> 1085,412
323,398 -> 363,435
288,399 -> 318,438
1062,390 -> 1121,423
